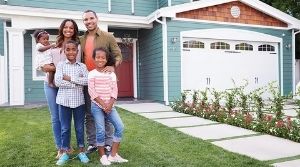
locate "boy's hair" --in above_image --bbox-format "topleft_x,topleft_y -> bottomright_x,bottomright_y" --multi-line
83,9 -> 98,18
33,29 -> 48,43
92,48 -> 115,66
64,40 -> 79,49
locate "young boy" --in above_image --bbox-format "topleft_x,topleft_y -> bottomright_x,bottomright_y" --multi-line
54,40 -> 89,165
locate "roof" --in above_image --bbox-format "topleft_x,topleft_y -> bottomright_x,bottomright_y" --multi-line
148,0 -> 300,29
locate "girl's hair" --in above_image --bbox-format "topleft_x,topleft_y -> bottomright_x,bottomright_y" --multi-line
92,48 -> 115,66
64,40 -> 79,49
33,29 -> 48,43
56,19 -> 79,48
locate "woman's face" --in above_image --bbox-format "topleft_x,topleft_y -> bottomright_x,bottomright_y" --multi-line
63,21 -> 75,39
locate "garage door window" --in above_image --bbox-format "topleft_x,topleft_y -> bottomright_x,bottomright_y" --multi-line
235,43 -> 253,51
210,42 -> 230,50
258,44 -> 275,51
183,40 -> 204,48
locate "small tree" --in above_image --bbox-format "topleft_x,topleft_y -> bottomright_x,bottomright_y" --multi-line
250,87 -> 265,120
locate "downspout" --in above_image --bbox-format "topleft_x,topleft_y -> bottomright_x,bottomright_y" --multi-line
108,0 -> 111,13
131,0 -> 135,15
293,29 -> 300,95
168,0 -> 171,6
155,14 -> 169,105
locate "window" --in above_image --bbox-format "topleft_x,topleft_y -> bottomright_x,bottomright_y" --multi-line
31,34 -> 56,81
210,42 -> 230,50
183,40 -> 204,48
235,43 -> 253,51
258,44 -> 275,51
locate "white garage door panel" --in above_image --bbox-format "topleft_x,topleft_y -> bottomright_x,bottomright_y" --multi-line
181,39 -> 279,93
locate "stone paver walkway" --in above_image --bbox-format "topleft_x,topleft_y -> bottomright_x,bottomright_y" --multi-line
117,102 -> 300,167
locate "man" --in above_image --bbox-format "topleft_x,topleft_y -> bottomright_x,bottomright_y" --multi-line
80,9 -> 122,154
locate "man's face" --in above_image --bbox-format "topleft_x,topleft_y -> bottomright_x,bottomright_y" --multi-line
83,12 -> 98,31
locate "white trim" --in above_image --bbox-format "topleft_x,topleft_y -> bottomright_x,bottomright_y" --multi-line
0,56 -> 5,104
132,39 -> 138,98
292,30 -> 300,95
131,0 -> 135,14
0,5 -> 152,29
162,17 -> 169,105
0,22 -> 8,104
292,29 -> 296,95
168,0 -> 171,6
181,28 -> 282,42
280,40 -> 284,95
108,0 -> 111,13
173,18 -> 291,31
180,28 -> 283,94
7,27 -> 25,105
153,16 -> 169,105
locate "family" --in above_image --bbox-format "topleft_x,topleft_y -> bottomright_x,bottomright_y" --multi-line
34,9 -> 127,166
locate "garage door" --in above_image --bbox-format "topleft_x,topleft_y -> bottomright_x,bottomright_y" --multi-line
181,38 -> 279,93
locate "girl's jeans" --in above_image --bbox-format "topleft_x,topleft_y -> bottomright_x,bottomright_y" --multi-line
91,102 -> 124,146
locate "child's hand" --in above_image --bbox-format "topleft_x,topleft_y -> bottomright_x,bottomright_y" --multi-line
51,43 -> 56,48
63,75 -> 71,81
101,66 -> 115,73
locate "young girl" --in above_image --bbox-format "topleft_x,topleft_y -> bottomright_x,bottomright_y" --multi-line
33,29 -> 56,87
54,40 -> 89,165
88,48 -> 128,166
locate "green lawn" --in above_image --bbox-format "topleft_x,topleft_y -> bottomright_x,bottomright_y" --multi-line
0,107 -> 270,167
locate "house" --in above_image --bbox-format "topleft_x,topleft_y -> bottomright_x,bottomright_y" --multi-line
0,0 -> 300,106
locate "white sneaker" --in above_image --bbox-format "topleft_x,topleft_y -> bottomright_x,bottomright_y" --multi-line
100,155 -> 111,166
108,153 -> 128,163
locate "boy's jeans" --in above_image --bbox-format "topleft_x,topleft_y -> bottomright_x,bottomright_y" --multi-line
59,104 -> 85,151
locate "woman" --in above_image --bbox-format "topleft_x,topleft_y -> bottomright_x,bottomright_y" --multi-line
42,19 -> 81,159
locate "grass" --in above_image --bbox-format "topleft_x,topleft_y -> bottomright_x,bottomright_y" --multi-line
0,107 -> 271,167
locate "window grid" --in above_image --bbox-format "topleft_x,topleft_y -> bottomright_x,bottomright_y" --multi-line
235,43 -> 253,51
258,44 -> 275,51
210,42 -> 230,50
183,40 -> 204,48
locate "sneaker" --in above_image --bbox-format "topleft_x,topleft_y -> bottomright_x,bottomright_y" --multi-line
104,145 -> 112,155
56,153 -> 69,166
100,155 -> 111,166
108,153 -> 128,163
78,152 -> 89,163
86,145 -> 97,154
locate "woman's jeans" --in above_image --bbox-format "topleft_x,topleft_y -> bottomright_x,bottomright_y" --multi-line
59,104 -> 85,151
91,102 -> 124,146
44,83 -> 61,149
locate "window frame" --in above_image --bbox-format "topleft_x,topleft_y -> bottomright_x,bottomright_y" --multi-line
210,42 -> 230,50
31,34 -> 56,81
183,40 -> 204,48
258,44 -> 275,52
235,43 -> 253,51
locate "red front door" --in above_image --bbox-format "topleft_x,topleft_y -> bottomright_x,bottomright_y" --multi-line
116,43 -> 133,97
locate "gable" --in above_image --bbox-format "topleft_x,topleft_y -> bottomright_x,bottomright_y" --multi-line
176,1 -> 288,27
